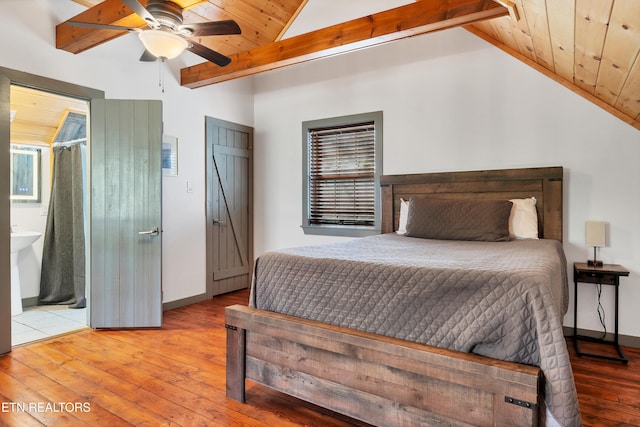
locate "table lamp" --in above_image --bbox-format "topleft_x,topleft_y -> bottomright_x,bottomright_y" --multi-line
585,221 -> 605,267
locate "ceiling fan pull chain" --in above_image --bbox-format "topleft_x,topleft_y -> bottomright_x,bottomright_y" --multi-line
158,59 -> 165,93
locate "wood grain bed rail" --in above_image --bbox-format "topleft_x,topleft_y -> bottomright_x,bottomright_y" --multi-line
226,304 -> 543,426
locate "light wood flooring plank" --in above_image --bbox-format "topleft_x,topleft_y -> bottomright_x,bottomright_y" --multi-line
0,289 -> 638,426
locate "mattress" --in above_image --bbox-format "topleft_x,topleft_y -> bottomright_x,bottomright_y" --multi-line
251,233 -> 581,427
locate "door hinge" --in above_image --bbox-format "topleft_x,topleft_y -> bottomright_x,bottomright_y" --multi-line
225,324 -> 238,331
505,396 -> 537,411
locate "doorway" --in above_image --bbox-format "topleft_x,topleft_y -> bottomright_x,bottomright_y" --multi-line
9,86 -> 90,345
2,69 -> 164,354
0,67 -> 104,354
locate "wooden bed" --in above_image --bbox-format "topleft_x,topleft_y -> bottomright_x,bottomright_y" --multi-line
226,166 -> 564,427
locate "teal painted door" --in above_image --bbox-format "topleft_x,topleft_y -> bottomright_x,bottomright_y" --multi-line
90,100 -> 163,328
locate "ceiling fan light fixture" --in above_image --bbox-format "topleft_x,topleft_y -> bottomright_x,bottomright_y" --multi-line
138,29 -> 188,59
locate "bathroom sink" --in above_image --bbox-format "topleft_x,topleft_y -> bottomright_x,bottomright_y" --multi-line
10,231 -> 42,253
10,231 -> 42,316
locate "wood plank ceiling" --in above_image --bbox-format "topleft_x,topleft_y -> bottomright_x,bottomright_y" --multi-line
60,0 -> 640,130
10,86 -> 88,145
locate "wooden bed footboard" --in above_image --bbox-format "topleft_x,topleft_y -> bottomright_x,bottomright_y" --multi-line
225,304 -> 544,427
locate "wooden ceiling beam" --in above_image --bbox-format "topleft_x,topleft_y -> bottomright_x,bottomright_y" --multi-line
180,0 -> 507,88
56,0 -> 206,54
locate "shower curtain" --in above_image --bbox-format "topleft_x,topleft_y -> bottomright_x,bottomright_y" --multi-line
39,143 -> 86,308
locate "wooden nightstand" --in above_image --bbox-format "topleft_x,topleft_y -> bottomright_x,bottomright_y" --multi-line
573,262 -> 630,363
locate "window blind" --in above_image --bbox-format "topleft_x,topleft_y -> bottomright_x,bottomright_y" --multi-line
307,121 -> 375,226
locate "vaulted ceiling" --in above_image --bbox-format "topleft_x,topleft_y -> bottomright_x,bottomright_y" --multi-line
59,0 -> 640,130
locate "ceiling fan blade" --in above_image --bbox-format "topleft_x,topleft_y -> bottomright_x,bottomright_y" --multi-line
68,21 -> 138,32
121,0 -> 160,28
186,41 -> 231,67
139,49 -> 158,62
179,20 -> 241,37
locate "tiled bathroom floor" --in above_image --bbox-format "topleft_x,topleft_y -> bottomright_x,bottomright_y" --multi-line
12,305 -> 88,346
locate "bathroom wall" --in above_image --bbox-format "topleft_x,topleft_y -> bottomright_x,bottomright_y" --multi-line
10,145 -> 51,303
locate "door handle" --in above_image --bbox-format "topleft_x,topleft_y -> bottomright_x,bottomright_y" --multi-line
213,219 -> 226,226
138,227 -> 160,236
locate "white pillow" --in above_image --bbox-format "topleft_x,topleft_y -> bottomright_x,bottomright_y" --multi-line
509,197 -> 539,239
396,198 -> 409,234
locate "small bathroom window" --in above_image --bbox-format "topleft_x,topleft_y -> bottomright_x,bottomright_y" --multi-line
10,145 -> 41,203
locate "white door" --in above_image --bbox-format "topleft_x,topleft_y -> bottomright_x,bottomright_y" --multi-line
89,99 -> 163,328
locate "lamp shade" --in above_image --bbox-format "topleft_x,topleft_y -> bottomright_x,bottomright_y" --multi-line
139,30 -> 188,59
585,221 -> 606,247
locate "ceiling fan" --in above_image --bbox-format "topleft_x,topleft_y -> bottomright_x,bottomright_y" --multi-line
68,0 -> 241,66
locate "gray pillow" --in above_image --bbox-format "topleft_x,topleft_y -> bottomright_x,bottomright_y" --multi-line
405,197 -> 513,242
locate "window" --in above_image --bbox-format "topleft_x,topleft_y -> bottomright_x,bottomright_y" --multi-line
302,111 -> 382,237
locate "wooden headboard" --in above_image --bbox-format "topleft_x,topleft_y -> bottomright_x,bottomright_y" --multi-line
380,166 -> 563,242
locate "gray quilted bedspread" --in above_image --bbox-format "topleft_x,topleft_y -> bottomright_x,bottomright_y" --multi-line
251,233 -> 581,426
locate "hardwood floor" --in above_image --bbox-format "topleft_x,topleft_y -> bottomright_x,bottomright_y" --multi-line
0,289 -> 638,426
567,338 -> 640,426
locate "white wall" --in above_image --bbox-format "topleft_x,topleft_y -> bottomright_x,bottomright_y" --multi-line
1,0 -> 254,304
253,26 -> 640,337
